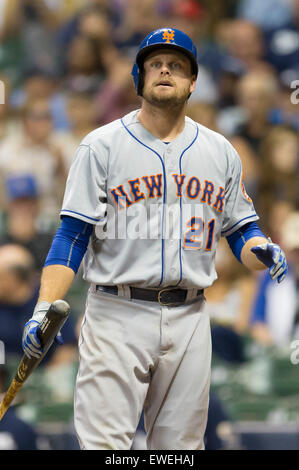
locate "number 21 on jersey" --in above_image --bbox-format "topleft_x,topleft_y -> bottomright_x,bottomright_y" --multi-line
184,217 -> 215,251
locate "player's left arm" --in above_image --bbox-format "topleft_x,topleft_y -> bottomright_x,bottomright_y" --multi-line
226,221 -> 288,283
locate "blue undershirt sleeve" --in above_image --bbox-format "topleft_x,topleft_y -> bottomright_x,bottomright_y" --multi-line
44,216 -> 93,273
226,221 -> 266,263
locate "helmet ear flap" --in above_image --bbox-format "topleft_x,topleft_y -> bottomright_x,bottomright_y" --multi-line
131,62 -> 139,92
132,59 -> 145,97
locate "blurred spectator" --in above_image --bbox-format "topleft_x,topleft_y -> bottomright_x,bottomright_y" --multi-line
113,0 -> 161,52
63,34 -> 105,93
59,3 -> 119,95
75,3 -> 121,76
56,1 -> 116,50
188,66 -> 219,104
237,0 -> 299,75
0,174 -> 53,270
187,102 -> 219,132
0,0 -> 21,41
205,239 -> 256,363
231,70 -> 279,151
77,3 -> 112,42
10,68 -> 70,131
0,243 -> 77,367
95,58 -> 140,125
217,20 -> 266,71
0,365 -> 38,450
0,97 -> 67,222
40,0 -> 90,25
229,135 -> 261,199
251,212 -> 299,347
218,68 -> 279,138
53,91 -> 99,169
270,72 -> 299,131
237,0 -> 293,32
0,1 -> 23,87
19,0 -> 62,75
166,0 -> 207,44
264,25 -> 299,77
205,392 -> 235,450
264,200 -> 296,243
257,126 -> 299,217
0,75 -> 20,140
216,57 -> 246,109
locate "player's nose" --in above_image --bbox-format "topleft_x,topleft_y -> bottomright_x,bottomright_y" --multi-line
160,64 -> 171,75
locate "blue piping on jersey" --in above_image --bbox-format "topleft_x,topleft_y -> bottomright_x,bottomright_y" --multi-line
121,118 -> 167,286
177,125 -> 199,286
61,209 -> 100,222
221,213 -> 258,235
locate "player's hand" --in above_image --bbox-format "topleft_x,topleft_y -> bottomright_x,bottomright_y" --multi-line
251,241 -> 287,283
22,301 -> 64,359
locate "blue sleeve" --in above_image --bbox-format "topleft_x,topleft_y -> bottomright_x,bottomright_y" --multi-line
226,221 -> 266,263
44,216 -> 93,273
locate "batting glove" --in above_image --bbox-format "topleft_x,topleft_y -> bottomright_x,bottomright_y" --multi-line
22,301 -> 64,359
251,240 -> 287,284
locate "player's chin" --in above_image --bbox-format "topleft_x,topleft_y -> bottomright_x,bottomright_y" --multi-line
147,89 -> 187,106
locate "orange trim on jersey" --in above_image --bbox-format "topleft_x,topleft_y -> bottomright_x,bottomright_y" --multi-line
205,218 -> 215,251
186,177 -> 201,200
200,180 -> 214,205
241,172 -> 253,203
110,185 -> 133,209
142,174 -> 163,198
212,186 -> 225,213
128,178 -> 145,203
172,174 -> 186,197
183,216 -> 205,250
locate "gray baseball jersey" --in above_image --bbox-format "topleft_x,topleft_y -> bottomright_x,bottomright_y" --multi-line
60,109 -> 258,288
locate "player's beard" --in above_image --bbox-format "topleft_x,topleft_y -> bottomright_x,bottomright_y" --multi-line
142,82 -> 191,109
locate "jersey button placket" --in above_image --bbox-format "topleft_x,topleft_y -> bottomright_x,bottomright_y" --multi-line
163,147 -> 180,285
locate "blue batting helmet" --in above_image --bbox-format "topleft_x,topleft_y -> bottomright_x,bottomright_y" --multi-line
131,28 -> 198,96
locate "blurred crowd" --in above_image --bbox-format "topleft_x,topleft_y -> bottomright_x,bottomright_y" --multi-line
0,0 -> 298,450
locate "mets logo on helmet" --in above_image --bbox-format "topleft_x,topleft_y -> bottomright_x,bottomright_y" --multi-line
163,29 -> 175,43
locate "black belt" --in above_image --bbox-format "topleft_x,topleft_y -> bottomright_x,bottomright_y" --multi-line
95,285 -> 204,306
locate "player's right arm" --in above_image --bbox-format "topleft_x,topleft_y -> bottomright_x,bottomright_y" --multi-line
22,216 -> 93,359
23,141 -> 107,359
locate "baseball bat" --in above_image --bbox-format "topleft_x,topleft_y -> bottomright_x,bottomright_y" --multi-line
0,299 -> 70,421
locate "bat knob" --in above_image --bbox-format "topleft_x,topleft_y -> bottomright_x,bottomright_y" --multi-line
52,300 -> 70,317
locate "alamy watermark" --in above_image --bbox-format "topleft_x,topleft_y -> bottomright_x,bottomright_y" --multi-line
290,80 -> 299,105
94,201 -> 205,242
0,340 -> 5,364
0,80 -> 5,105
290,340 -> 299,365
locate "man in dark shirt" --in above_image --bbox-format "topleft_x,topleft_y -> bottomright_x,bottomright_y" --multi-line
0,243 -> 77,365
0,174 -> 53,271
0,365 -> 38,450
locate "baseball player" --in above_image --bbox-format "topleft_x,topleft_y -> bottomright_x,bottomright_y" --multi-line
22,28 -> 287,450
